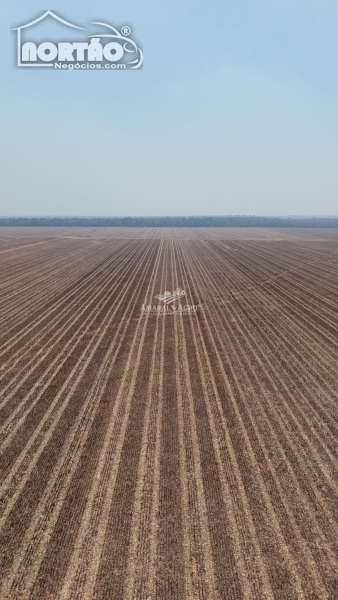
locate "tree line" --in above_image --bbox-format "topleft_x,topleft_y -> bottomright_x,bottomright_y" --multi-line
0,216 -> 338,227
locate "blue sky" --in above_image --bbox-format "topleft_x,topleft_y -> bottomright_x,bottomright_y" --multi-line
1,0 -> 338,216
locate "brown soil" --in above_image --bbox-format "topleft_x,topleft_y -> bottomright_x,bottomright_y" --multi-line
0,227 -> 338,599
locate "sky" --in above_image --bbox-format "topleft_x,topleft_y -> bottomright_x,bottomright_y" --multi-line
1,0 -> 338,217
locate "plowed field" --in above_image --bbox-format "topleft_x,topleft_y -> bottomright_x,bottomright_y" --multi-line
1,227 -> 338,600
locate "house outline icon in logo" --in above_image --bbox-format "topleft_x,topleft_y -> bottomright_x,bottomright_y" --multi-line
12,10 -> 85,67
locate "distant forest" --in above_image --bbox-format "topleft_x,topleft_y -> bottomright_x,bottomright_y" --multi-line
1,216 -> 338,228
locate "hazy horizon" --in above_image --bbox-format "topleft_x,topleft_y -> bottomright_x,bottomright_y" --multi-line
1,214 -> 338,218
